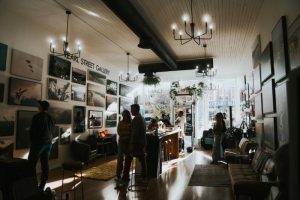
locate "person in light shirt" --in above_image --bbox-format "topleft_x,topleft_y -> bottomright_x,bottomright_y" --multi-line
175,110 -> 186,152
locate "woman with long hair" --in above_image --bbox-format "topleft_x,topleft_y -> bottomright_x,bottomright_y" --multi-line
115,110 -> 132,182
211,112 -> 226,164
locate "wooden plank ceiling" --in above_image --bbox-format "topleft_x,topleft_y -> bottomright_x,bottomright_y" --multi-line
0,0 -> 265,80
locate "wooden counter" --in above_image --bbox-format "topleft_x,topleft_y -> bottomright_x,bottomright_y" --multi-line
146,128 -> 181,177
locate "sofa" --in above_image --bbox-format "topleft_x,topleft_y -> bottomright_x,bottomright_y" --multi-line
224,138 -> 257,164
228,148 -> 277,199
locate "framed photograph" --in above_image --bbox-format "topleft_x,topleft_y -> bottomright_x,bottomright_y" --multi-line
0,83 -> 4,102
105,120 -> 117,128
59,127 -> 71,145
288,14 -> 300,71
49,55 -> 71,80
71,84 -> 86,102
48,107 -> 72,124
262,79 -> 276,114
263,117 -> 277,150
106,112 -> 117,120
73,106 -> 86,133
106,79 -> 118,95
10,49 -> 43,81
275,81 -> 289,146
16,110 -> 38,149
252,35 -> 261,68
72,67 -> 86,85
260,42 -> 274,83
87,83 -> 105,107
106,95 -> 118,112
8,77 -> 42,107
87,69 -> 106,85
119,97 -> 132,114
119,84 -> 133,97
254,93 -> 263,120
0,42 -> 8,71
88,110 -> 103,129
0,109 -> 14,137
253,64 -> 261,93
48,78 -> 71,102
272,16 -> 289,82
255,122 -> 264,147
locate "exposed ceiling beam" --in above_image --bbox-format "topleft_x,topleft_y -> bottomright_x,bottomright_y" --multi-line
101,0 -> 178,71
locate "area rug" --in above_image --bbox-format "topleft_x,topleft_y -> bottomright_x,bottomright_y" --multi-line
188,164 -> 230,187
76,159 -> 117,181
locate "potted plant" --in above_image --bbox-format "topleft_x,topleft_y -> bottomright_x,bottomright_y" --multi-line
143,72 -> 161,85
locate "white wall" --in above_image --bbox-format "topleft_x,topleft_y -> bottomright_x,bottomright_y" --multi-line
0,8 -> 126,169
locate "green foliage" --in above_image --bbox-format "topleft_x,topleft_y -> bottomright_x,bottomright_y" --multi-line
169,81 -> 204,102
143,74 -> 161,85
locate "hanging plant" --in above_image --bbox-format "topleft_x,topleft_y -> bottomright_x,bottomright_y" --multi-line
143,72 -> 161,85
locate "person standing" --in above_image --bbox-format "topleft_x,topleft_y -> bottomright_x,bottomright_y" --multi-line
175,110 -> 186,152
122,104 -> 147,183
28,100 -> 55,191
115,110 -> 132,181
211,112 -> 226,164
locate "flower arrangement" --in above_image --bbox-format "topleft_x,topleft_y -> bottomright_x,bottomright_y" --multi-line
99,129 -> 109,137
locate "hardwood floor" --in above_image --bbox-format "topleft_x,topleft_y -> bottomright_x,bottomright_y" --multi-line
48,149 -> 233,200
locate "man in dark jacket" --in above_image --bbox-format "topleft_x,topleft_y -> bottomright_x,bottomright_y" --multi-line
28,100 -> 55,191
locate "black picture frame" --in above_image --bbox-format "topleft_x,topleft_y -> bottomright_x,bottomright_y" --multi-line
72,67 -> 86,85
288,14 -> 300,71
253,64 -> 261,93
119,84 -> 133,97
49,55 -> 71,80
106,79 -> 118,95
73,106 -> 86,133
16,110 -> 38,149
252,35 -> 261,68
8,77 -> 42,107
88,110 -> 103,129
254,93 -> 263,120
272,16 -> 289,82
0,42 -> 8,71
260,42 -> 274,83
262,79 -> 276,114
0,115 -> 14,137
275,81 -> 289,146
263,117 -> 277,150
10,49 -> 43,81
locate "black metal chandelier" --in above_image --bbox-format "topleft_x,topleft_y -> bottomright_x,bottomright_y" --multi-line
119,52 -> 138,82
49,10 -> 81,59
195,44 -> 216,77
172,0 -> 213,45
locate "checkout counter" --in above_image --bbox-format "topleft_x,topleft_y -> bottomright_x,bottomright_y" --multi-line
146,128 -> 181,177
